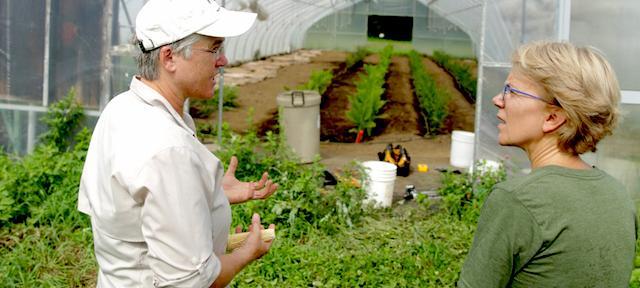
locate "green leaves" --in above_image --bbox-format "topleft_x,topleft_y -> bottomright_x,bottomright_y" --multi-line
345,46 -> 370,70
231,206 -> 476,287
432,50 -> 477,103
346,45 -> 393,137
39,88 -> 85,151
409,50 -> 450,135
189,85 -> 239,118
300,70 -> 333,95
419,160 -> 507,224
0,89 -> 89,228
216,128 -> 371,238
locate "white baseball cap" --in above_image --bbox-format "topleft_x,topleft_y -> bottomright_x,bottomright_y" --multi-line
135,0 -> 257,52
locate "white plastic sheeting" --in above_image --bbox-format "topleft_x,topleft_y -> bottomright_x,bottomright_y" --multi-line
223,0 -> 483,63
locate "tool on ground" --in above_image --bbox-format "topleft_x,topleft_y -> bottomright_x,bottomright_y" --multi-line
323,170 -> 338,186
377,143 -> 411,176
403,184 -> 417,200
227,228 -> 276,250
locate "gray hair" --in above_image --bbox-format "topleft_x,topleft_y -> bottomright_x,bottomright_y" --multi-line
134,33 -> 205,80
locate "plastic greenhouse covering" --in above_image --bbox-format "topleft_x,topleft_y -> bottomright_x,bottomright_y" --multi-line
0,0 -> 638,198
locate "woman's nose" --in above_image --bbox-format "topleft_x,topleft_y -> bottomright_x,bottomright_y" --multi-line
493,93 -> 504,108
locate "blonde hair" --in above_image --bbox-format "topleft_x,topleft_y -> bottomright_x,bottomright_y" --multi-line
512,41 -> 620,154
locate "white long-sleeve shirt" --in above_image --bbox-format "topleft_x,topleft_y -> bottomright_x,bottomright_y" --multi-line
78,76 -> 230,287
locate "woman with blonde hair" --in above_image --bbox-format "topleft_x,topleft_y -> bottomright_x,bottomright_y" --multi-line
458,41 -> 637,287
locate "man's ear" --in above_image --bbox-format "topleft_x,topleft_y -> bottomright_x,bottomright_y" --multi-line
542,106 -> 566,133
158,46 -> 177,72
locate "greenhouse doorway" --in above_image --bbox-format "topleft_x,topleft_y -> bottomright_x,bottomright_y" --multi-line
367,15 -> 413,41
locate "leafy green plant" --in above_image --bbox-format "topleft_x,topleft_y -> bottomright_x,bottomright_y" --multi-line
419,160 -> 506,224
189,85 -> 239,118
0,90 -> 94,286
39,88 -> 85,151
231,205 -> 476,287
0,89 -> 89,228
409,50 -> 449,134
346,45 -> 393,137
299,69 -> 333,95
215,124 -> 371,238
432,50 -> 477,103
345,46 -> 370,70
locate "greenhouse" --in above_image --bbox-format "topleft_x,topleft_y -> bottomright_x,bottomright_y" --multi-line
0,0 -> 639,286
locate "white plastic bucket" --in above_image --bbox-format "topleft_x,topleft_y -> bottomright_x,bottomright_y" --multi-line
450,130 -> 475,168
362,161 -> 397,208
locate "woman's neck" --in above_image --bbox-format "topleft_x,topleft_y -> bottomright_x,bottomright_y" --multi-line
525,137 -> 591,170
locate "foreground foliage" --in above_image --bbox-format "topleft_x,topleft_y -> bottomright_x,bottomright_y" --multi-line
1,94 -> 637,287
232,207 -> 475,287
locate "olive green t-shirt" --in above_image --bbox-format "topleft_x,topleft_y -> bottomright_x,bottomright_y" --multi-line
458,166 -> 637,288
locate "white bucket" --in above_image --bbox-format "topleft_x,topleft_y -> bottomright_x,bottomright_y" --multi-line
450,130 -> 475,168
362,161 -> 397,208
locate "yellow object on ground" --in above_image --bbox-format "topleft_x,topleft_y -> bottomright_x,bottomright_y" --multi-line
417,164 -> 429,173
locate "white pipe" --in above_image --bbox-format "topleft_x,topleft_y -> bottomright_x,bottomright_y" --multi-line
621,91 -> 640,105
0,103 -> 102,117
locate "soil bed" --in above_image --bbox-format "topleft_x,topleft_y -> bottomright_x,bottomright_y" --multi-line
203,50 -> 476,199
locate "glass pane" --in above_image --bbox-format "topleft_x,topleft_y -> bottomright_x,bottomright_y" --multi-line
596,103 -> 640,201
412,4 -> 474,57
48,0 -> 108,109
369,0 -> 414,16
1,1 -> 46,105
0,109 -> 27,154
483,0 -> 559,63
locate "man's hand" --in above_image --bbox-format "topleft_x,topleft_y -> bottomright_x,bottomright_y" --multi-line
223,156 -> 278,204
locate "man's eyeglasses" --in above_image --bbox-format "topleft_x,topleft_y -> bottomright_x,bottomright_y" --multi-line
502,84 -> 558,106
192,46 -> 223,59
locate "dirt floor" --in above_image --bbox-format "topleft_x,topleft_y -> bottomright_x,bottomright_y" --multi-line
207,50 -> 475,202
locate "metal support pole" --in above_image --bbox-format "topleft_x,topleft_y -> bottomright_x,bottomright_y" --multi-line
119,0 -> 136,35
27,110 -> 36,153
556,0 -> 571,41
43,0 -> 51,106
217,0 -> 225,146
5,0 -> 11,96
520,0 -> 527,44
217,67 -> 224,146
473,0 -> 489,186
100,0 -> 114,110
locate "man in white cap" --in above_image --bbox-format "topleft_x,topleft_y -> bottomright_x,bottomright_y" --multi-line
78,0 -> 277,287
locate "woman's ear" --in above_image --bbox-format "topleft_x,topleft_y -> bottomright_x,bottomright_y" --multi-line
158,46 -> 177,72
542,106 -> 567,133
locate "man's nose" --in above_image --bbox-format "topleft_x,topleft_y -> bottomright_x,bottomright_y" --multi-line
216,54 -> 228,67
